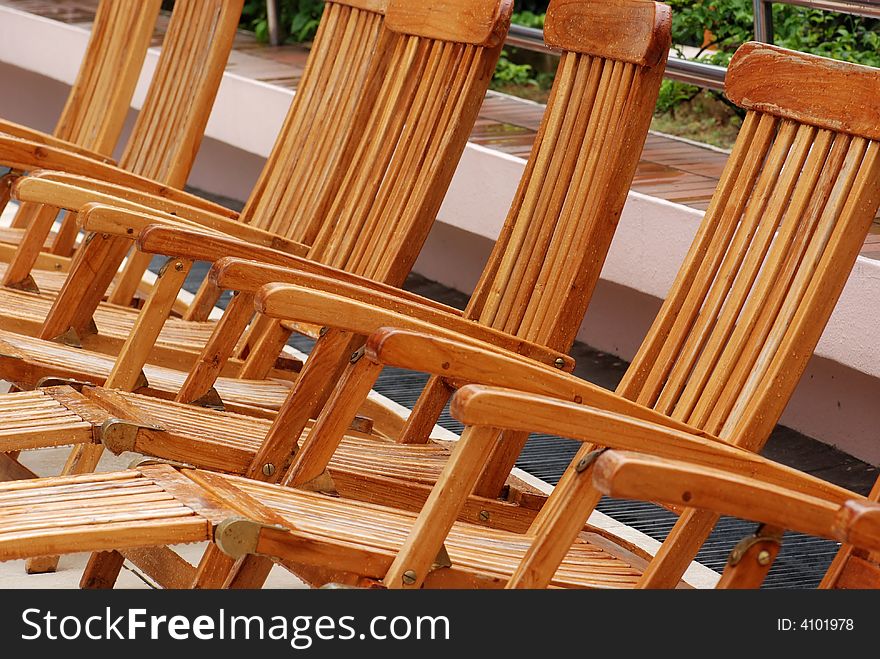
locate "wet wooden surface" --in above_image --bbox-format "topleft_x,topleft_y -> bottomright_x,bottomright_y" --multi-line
4,0 -> 879,256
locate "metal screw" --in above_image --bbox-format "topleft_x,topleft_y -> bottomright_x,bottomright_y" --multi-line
402,570 -> 417,585
757,549 -> 772,566
174,261 -> 184,271
479,510 -> 490,522
554,357 -> 565,369
262,463 -> 276,477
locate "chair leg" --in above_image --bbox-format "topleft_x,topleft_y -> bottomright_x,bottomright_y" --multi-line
226,555 -> 275,589
191,544 -> 238,589
80,551 -> 125,589
715,526 -> 783,589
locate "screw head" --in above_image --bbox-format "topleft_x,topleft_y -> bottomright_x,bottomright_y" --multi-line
262,463 -> 276,477
757,549 -> 772,566
554,357 -> 566,369
478,510 -> 490,522
174,261 -> 184,271
402,570 -> 417,585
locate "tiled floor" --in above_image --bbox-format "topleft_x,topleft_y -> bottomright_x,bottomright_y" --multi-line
6,0 -> 880,256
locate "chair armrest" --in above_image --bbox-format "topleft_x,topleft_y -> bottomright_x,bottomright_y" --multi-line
834,500 -> 880,552
139,228 -> 465,318
592,450 -> 869,548
73,204 -> 309,256
364,327 -> 689,429
210,258 -> 465,319
450,385 -> 855,504
254,282 -> 576,371
0,135 -> 176,191
24,169 -> 237,218
15,176 -> 301,254
0,120 -> 116,164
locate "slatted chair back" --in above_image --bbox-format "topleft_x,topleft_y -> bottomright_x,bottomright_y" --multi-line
470,0 -> 670,349
115,0 -> 243,188
590,43 -> 880,588
619,43 -> 880,448
113,0 -> 506,316
386,43 -> 880,591
7,0 -> 161,230
241,0 -> 387,245
301,0 -> 512,286
54,0 -> 162,153
77,0 -> 244,298
37,0 -> 244,326
226,0 -> 511,368
398,0 -> 671,449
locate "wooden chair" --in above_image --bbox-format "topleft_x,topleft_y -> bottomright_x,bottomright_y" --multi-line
0,0 -> 242,286
0,0 -> 390,372
0,0 -> 511,576
0,0 -> 505,383
336,41 -> 880,588
0,0 -> 161,236
5,28 -> 876,593
0,0 -> 671,590
589,450 -> 880,588
50,0 -> 673,537
41,0 -> 673,590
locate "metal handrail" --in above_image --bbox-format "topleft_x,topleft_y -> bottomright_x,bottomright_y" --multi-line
506,24 -> 728,91
506,1 -> 879,92
754,0 -> 880,43
265,0 -> 877,91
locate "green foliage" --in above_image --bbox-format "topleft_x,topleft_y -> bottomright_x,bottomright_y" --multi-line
667,0 -> 880,67
242,0 -> 324,43
510,10 -> 545,29
656,80 -> 700,114
493,51 -> 535,87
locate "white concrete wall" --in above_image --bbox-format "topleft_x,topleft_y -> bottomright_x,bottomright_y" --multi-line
3,5 -> 879,464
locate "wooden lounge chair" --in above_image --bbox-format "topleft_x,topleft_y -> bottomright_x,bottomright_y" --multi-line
589,450 -> 880,588
5,27 -> 877,593
0,0 -> 242,286
35,0 -> 673,590
0,0 -> 391,371
0,0 -> 676,589
0,0 -> 506,384
3,0 -> 668,500
0,0 -> 161,239
325,41 -> 880,587
0,0 -> 513,485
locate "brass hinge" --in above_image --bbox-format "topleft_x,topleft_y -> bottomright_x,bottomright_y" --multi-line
133,370 -> 150,390
129,456 -> 194,470
51,318 -> 99,348
575,447 -> 609,473
349,415 -> 374,435
214,517 -> 286,560
100,417 -> 165,454
431,544 -> 452,571
6,275 -> 39,294
298,469 -> 339,496
727,525 -> 784,567
35,376 -> 94,391
191,387 -> 225,412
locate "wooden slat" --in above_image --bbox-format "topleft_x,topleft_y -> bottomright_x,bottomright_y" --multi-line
544,0 -> 671,66
727,42 -> 880,141
385,0 -> 511,47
